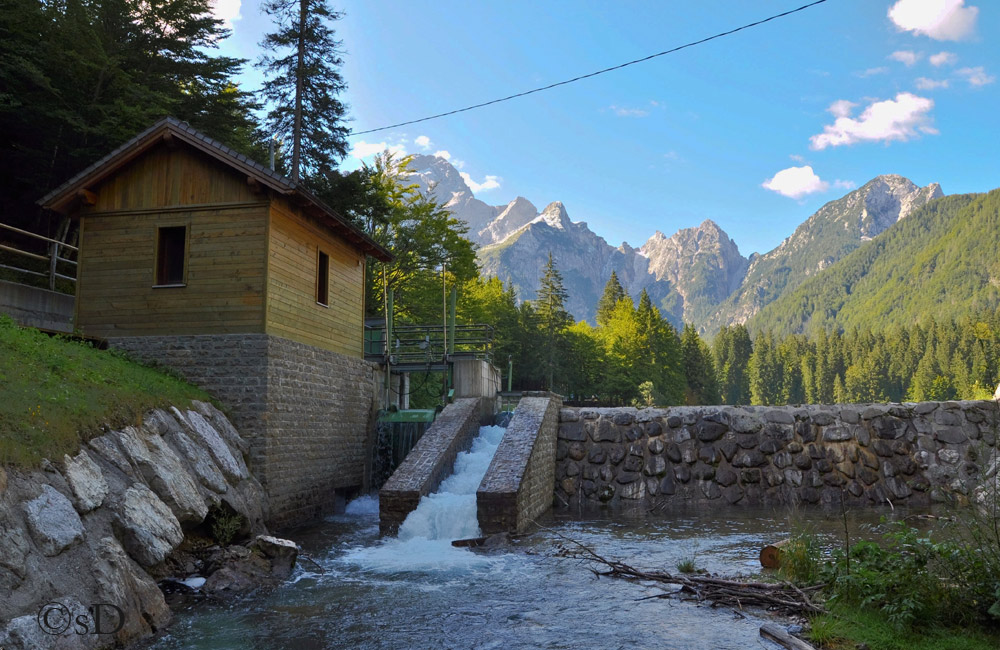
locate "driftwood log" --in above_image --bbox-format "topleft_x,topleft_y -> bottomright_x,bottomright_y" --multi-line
760,623 -> 819,650
760,539 -> 793,569
552,534 -> 825,617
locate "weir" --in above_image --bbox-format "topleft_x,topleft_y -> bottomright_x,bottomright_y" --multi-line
379,392 -> 562,536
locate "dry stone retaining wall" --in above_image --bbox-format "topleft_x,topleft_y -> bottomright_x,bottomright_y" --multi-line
555,402 -> 999,509
109,334 -> 380,529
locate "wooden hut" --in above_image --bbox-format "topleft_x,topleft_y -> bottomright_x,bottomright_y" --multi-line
39,117 -> 393,527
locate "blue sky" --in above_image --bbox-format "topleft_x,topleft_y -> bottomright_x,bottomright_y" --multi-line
214,0 -> 998,256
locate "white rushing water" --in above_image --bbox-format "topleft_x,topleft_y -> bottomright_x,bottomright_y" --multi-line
342,425 -> 507,572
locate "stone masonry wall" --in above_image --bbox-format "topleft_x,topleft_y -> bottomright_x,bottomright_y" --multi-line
264,336 -> 380,528
379,398 -> 483,535
555,402 -> 999,509
478,395 -> 562,534
109,334 -> 380,529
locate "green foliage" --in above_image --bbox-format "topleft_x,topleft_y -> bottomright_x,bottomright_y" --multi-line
676,557 -> 699,574
751,190 -> 1000,337
595,271 -> 625,327
0,315 -> 213,467
319,153 -> 477,324
208,504 -> 245,546
777,533 -> 824,585
680,323 -> 720,405
0,0 -> 263,226
808,602 -> 1000,650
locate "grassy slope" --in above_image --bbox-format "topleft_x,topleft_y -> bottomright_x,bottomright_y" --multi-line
0,315 -> 214,466
810,603 -> 1000,650
749,190 -> 1000,336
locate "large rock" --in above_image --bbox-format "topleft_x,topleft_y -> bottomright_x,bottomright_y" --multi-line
253,535 -> 300,579
113,426 -> 208,523
1,601 -> 96,650
112,484 -> 183,567
0,512 -> 31,589
23,485 -> 84,556
92,536 -> 170,644
165,428 -> 228,494
61,449 -> 108,513
174,408 -> 248,481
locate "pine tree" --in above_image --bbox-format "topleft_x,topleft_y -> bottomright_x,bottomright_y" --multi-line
258,0 -> 348,183
680,324 -> 720,405
596,271 -> 626,327
534,252 -> 573,390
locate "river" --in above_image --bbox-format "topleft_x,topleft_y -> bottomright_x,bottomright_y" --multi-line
148,426 -> 914,649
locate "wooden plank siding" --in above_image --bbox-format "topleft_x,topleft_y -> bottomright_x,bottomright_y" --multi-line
87,146 -> 258,212
265,196 -> 365,357
75,204 -> 269,337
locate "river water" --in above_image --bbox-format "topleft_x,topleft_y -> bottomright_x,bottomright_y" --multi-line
149,426 -> 915,650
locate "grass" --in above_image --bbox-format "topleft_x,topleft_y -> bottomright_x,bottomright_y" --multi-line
809,603 -> 1000,650
0,315 -> 214,466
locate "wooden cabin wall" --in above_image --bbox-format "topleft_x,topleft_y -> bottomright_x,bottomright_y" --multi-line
265,196 -> 365,357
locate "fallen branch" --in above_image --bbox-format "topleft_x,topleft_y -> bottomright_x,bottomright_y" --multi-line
546,526 -> 824,617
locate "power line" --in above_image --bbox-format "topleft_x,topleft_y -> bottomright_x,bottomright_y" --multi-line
349,0 -> 831,136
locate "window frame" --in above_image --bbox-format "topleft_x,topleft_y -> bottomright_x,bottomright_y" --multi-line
316,249 -> 330,307
153,224 -> 189,288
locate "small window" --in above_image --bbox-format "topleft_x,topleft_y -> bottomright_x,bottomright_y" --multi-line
155,226 -> 187,286
317,250 -> 330,306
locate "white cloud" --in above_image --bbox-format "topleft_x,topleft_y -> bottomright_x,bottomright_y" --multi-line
858,67 -> 890,77
762,166 -> 829,199
789,154 -> 807,164
957,66 -> 996,87
889,50 -> 921,66
915,77 -> 950,90
432,150 -> 451,161
809,93 -> 937,150
210,0 -> 242,28
350,140 -> 406,160
460,172 -> 501,193
930,51 -> 958,66
828,99 -> 858,118
888,0 -> 978,41
414,135 -> 431,150
834,179 -> 857,190
609,105 -> 649,118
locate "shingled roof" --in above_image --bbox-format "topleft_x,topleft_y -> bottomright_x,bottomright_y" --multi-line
38,116 -> 392,262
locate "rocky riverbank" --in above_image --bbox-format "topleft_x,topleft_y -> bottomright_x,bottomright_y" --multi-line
0,401 -> 296,649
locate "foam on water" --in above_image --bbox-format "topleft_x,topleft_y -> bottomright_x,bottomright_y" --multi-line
342,425 -> 506,573
344,494 -> 379,516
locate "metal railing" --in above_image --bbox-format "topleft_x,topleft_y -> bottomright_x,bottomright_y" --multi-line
364,323 -> 494,366
0,222 -> 78,291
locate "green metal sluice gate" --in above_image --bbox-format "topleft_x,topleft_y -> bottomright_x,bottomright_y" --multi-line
371,408 -> 438,488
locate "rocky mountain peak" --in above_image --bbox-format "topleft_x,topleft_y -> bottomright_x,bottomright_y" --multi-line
533,201 -> 571,229
478,196 -> 538,245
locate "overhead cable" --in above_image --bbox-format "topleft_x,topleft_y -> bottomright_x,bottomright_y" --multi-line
349,0 -> 831,136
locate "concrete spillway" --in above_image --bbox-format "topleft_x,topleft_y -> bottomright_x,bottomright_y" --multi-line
379,394 -> 562,537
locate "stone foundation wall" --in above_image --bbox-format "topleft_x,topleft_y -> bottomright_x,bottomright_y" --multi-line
555,402 -> 999,508
478,395 -> 561,534
379,398 -> 483,535
109,334 -> 380,529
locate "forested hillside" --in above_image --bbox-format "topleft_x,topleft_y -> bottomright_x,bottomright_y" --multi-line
750,190 -> 1000,337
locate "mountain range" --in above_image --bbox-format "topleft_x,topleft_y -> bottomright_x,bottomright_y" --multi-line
407,154 -> 958,335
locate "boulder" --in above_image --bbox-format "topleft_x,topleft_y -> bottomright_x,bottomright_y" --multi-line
0,512 -> 31,589
23,485 -> 84,556
61,449 -> 109,513
114,426 -> 208,523
92,536 -> 170,643
174,408 -> 248,481
112,484 -> 184,567
253,535 -> 300,579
